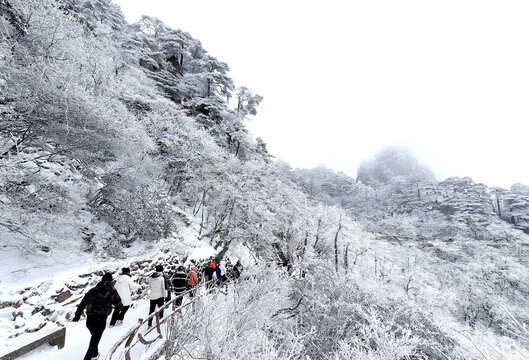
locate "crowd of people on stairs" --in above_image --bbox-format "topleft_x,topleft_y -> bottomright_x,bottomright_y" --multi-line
72,258 -> 244,360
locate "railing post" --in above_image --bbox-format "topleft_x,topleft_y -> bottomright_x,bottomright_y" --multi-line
124,325 -> 139,360
171,300 -> 176,326
155,312 -> 162,337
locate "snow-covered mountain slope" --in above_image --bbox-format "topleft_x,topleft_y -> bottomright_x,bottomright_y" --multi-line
1,1 -> 529,359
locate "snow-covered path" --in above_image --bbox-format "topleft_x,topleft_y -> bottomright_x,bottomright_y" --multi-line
13,283 -> 222,360
17,299 -> 160,360
0,232 -> 221,360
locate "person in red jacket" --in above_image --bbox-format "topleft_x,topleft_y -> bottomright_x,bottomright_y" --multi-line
187,266 -> 198,296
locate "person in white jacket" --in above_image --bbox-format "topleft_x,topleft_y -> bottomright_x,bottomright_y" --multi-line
147,265 -> 166,327
110,268 -> 140,326
218,261 -> 227,283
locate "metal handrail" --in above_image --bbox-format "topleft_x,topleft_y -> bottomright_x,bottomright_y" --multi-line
105,279 -> 219,360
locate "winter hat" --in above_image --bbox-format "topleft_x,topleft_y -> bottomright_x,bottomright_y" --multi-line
122,267 -> 130,275
102,273 -> 113,282
209,262 -> 216,269
155,265 -> 164,272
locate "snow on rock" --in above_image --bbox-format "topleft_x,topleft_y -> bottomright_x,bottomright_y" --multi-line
0,233 -> 217,358
0,289 -> 23,307
24,313 -> 47,333
14,316 -> 25,330
0,311 -> 15,332
24,296 -> 40,306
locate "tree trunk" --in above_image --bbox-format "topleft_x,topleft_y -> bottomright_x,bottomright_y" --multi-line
235,141 -> 240,157
302,231 -> 308,257
334,230 -> 339,272
214,239 -> 233,263
344,243 -> 350,274
374,252 -> 378,277
214,238 -> 223,250
334,215 -> 343,272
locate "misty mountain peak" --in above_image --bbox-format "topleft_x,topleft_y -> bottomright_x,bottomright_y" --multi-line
357,146 -> 435,185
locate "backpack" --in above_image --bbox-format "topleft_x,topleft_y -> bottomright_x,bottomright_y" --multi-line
164,275 -> 171,292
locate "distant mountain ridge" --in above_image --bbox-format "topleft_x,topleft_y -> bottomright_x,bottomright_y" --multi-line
290,147 -> 529,237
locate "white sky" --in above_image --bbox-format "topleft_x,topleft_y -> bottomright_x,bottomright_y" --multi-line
113,0 -> 529,189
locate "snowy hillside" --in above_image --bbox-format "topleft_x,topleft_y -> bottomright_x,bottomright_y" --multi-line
290,149 -> 529,357
1,1 -> 529,359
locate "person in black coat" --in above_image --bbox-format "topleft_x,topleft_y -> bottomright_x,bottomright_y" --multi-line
203,262 -> 215,288
73,273 -> 122,360
171,266 -> 187,307
157,265 -> 171,303
233,260 -> 243,279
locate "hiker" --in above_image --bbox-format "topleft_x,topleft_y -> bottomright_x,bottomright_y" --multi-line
215,262 -> 222,285
226,259 -> 234,279
188,266 -> 198,296
147,265 -> 166,327
161,265 -> 172,303
110,267 -> 140,327
233,260 -> 243,279
72,272 -> 122,360
218,260 -> 227,284
193,261 -> 203,284
287,261 -> 294,275
204,262 -> 215,287
171,266 -> 187,307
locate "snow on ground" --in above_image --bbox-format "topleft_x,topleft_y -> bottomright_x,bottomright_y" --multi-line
186,242 -> 216,263
17,299 -> 156,360
13,286 -> 221,360
0,249 -> 94,288
0,260 -> 153,359
0,211 -> 262,360
0,236 -> 155,290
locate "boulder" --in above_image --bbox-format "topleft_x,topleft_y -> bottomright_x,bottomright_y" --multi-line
56,290 -> 72,303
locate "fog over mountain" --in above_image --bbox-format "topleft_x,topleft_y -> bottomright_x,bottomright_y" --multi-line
356,146 -> 436,185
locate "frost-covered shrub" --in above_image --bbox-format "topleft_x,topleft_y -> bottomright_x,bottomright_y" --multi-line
89,170 -> 176,243
161,260 -> 459,359
162,266 -> 303,359
332,317 -> 422,360
290,259 -> 457,359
